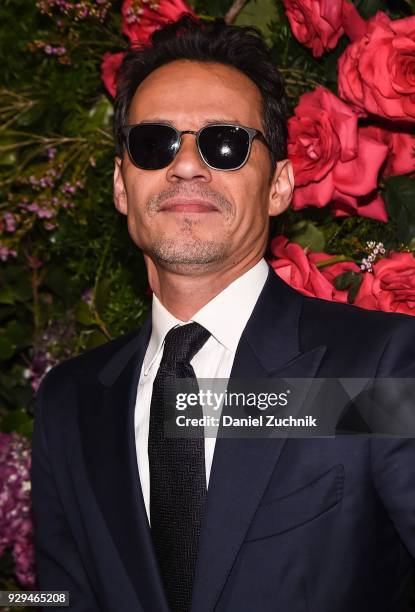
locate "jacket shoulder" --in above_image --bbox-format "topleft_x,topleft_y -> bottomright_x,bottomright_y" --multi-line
299,291 -> 415,376
301,290 -> 415,336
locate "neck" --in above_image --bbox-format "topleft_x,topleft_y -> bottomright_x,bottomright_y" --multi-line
145,254 -> 264,321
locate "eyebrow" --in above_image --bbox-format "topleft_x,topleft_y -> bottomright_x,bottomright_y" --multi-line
135,117 -> 245,127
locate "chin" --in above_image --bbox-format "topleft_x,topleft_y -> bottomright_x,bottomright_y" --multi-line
147,237 -> 229,268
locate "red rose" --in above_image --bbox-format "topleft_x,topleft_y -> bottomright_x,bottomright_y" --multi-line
288,87 -> 389,221
282,0 -> 345,58
101,51 -> 126,97
341,0 -> 367,42
269,236 -> 349,301
360,125 -> 415,177
122,0 -> 196,46
338,12 -> 415,123
354,252 -> 415,315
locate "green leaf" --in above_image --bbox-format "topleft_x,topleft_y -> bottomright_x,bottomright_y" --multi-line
289,220 -> 326,252
4,319 -> 30,348
8,275 -> 32,303
235,0 -> 279,42
352,0 -> 386,18
1,408 -> 32,433
333,271 -> 363,303
0,287 -> 16,304
385,175 -> 415,245
348,274 -> 364,304
75,300 -> 96,326
194,0 -> 233,18
0,335 -> 15,360
0,150 -> 17,166
94,278 -> 112,315
333,271 -> 357,291
400,0 -> 415,11
44,267 -> 74,301
15,103 -> 44,128
0,306 -> 15,323
84,330 -> 108,349
86,96 -> 114,131
397,206 -> 410,244
16,419 -> 33,438
385,175 -> 415,220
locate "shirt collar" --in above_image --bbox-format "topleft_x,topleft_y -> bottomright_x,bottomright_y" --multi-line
143,258 -> 269,375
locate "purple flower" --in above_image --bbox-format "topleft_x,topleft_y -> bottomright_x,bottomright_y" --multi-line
4,212 -> 16,233
26,320 -> 76,392
61,181 -> 76,194
43,221 -> 57,231
26,202 -> 40,213
37,0 -> 110,22
37,208 -> 54,219
0,246 -> 17,261
0,433 -> 36,587
81,287 -> 94,306
47,147 -> 57,160
26,202 -> 55,219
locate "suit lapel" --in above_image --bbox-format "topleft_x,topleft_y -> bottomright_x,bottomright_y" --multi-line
191,269 -> 327,612
79,315 -> 170,612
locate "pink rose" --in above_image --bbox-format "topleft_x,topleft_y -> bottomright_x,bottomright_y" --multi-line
338,12 -> 415,122
122,0 -> 196,46
269,236 -> 349,301
341,0 -> 367,42
283,0 -> 368,57
282,0 -> 345,58
360,125 -> 415,177
354,252 -> 415,315
288,87 -> 389,221
101,51 -> 126,97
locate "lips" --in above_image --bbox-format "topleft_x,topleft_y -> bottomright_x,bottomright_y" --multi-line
158,198 -> 219,213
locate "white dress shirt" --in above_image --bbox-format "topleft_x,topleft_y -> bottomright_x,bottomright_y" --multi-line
134,258 -> 269,522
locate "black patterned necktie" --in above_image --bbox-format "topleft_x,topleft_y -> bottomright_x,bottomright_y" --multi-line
148,322 -> 211,612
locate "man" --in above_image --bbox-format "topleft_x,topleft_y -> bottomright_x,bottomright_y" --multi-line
31,15 -> 415,612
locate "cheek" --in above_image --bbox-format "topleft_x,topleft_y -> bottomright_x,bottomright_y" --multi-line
123,185 -> 154,246
125,188 -> 145,225
222,171 -> 269,228
123,173 -> 153,223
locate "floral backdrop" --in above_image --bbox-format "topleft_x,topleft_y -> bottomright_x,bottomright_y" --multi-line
0,0 -> 414,598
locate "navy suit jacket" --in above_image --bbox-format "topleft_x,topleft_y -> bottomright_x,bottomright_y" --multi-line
31,266 -> 415,611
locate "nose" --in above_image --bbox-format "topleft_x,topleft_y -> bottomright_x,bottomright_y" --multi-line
166,133 -> 212,183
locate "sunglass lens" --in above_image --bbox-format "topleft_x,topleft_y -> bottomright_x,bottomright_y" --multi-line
127,124 -> 178,170
198,126 -> 250,170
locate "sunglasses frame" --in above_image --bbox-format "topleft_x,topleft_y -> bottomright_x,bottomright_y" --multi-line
119,122 -> 271,171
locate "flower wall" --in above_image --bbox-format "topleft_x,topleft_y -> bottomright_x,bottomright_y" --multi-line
0,0 -> 414,594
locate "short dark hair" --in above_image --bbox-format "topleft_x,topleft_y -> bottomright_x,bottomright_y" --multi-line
114,15 -> 288,168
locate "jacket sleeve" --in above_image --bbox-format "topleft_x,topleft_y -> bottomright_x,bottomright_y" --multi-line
370,317 -> 415,559
31,371 -> 101,612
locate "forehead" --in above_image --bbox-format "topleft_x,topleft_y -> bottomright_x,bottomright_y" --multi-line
127,60 -> 264,128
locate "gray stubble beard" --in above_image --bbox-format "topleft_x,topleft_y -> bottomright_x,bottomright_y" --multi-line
150,235 -> 230,267
145,186 -> 233,269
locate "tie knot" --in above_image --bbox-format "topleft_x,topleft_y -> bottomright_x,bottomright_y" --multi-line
161,322 -> 210,367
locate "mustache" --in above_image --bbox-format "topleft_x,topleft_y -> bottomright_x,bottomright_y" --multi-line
147,185 -> 233,214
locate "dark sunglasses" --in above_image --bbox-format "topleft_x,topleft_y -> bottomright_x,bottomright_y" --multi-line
119,122 -> 271,171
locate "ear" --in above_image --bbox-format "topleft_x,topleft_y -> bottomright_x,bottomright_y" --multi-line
268,159 -> 295,217
113,157 -> 127,215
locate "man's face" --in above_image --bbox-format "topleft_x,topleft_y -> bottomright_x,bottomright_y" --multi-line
114,60 -> 293,275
